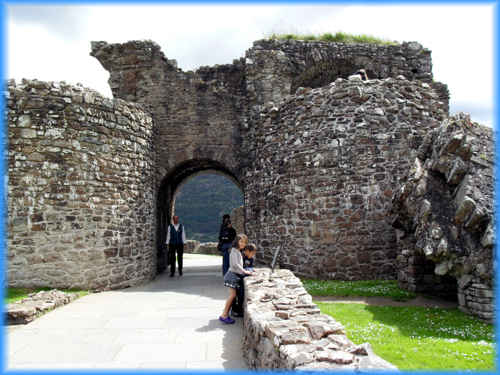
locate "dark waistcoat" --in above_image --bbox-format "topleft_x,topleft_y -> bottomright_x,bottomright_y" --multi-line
169,224 -> 183,245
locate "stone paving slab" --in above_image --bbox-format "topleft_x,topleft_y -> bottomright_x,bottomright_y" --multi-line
6,254 -> 247,370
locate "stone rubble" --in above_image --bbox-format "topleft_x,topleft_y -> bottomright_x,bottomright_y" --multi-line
6,289 -> 79,325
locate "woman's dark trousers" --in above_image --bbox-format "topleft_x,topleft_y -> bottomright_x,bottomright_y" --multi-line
221,242 -> 231,276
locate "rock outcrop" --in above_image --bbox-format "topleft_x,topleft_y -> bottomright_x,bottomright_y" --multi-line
391,113 -> 495,321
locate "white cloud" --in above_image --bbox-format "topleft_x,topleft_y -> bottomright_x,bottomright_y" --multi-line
6,4 -> 495,126
8,16 -> 111,96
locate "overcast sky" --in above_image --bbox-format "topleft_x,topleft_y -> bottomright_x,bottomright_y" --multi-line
5,3 -> 496,128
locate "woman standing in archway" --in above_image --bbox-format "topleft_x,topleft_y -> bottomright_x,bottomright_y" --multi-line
218,214 -> 236,276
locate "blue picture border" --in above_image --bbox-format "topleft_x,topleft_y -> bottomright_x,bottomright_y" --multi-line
0,1 -> 498,375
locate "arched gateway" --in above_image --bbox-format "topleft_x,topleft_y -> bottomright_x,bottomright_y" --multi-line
8,38 -> 494,322
156,160 -> 242,273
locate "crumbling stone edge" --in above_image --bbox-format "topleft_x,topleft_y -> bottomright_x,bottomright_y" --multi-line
243,268 -> 397,370
6,289 -> 82,325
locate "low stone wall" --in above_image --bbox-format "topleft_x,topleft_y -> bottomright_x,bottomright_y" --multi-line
184,240 -> 220,255
183,240 -> 201,253
243,268 -> 396,370
197,242 -> 219,255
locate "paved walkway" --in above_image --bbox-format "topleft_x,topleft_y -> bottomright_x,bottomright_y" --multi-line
6,254 -> 247,370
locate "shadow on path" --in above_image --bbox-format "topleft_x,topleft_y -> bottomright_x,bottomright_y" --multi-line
7,253 -> 247,370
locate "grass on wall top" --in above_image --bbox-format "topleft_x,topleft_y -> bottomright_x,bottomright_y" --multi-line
267,31 -> 398,45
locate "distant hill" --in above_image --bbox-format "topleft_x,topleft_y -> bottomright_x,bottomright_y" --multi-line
174,173 -> 244,242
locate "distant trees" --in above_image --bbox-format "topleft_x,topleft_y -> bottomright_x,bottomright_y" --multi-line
174,174 -> 244,242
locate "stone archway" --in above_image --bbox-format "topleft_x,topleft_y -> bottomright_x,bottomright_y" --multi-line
156,159 -> 243,273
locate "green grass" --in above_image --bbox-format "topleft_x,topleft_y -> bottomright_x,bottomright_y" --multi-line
317,302 -> 495,370
6,287 -> 90,304
302,279 -> 416,301
267,31 -> 398,45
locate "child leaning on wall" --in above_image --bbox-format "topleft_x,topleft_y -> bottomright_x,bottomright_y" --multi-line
242,243 -> 257,272
219,234 -> 254,324
230,243 -> 258,317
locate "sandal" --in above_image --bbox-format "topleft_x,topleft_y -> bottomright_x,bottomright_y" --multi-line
219,316 -> 235,324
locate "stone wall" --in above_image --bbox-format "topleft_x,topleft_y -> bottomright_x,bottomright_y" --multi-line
244,39 -> 449,112
243,76 -> 447,279
91,40 -> 246,270
183,240 -> 220,255
243,268 -> 396,370
91,40 -> 246,181
7,79 -> 156,290
390,113 -> 495,321
230,205 -> 245,235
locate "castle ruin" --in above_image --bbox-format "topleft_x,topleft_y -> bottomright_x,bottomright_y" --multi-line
6,39 -> 494,321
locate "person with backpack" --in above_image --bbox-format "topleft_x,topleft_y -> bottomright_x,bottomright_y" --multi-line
166,215 -> 186,277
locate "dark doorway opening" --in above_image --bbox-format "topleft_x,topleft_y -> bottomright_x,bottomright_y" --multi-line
410,255 -> 458,302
